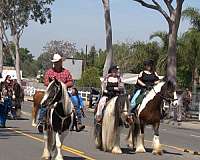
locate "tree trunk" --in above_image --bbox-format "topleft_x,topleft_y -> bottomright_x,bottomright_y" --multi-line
13,34 -> 21,85
0,22 -> 3,78
167,24 -> 177,85
102,0 -> 113,77
167,8 -> 182,86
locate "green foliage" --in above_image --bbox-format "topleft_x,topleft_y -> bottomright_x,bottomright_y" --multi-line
3,45 -> 39,77
182,7 -> 200,31
77,67 -> 101,88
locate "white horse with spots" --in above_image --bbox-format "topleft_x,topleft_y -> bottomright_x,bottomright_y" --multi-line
94,95 -> 130,154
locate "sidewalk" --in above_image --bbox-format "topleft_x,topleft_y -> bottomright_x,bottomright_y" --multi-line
162,119 -> 200,130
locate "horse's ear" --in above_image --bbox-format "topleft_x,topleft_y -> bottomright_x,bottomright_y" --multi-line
49,77 -> 53,83
54,78 -> 59,85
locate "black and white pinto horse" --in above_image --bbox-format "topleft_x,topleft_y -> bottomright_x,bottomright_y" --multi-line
94,94 -> 130,154
127,79 -> 176,155
40,79 -> 73,160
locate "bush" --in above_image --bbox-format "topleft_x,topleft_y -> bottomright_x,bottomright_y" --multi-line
77,67 -> 101,88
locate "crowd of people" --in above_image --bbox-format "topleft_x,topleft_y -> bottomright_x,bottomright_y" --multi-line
0,53 -> 192,130
0,75 -> 24,128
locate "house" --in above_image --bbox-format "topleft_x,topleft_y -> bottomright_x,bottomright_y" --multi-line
63,58 -> 83,80
0,66 -> 23,81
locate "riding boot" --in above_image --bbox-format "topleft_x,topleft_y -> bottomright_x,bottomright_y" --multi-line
37,107 -> 47,133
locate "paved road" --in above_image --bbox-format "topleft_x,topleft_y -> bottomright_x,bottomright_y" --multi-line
0,101 -> 200,160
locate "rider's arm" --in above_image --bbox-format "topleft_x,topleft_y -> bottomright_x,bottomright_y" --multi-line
137,71 -> 146,87
44,70 -> 50,87
65,72 -> 74,88
154,72 -> 160,84
102,76 -> 108,92
116,77 -> 124,92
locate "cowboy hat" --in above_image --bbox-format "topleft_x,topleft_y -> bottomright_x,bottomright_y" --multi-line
51,54 -> 62,62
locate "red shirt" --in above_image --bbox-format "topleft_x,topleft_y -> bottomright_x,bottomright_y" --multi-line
44,68 -> 73,86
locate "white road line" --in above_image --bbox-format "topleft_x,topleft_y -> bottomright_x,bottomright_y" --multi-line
162,129 -> 167,131
190,134 -> 200,138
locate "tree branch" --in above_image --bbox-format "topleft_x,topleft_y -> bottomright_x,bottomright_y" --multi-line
164,0 -> 174,14
133,0 -> 172,24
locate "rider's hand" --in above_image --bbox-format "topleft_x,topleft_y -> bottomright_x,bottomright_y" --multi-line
114,87 -> 119,91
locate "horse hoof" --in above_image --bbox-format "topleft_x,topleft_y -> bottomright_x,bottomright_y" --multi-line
127,143 -> 133,150
135,147 -> 146,153
32,122 -> 37,127
152,150 -> 163,155
112,147 -> 122,154
55,155 -> 64,160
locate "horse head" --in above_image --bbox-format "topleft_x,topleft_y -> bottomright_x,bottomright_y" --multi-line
114,94 -> 130,125
160,78 -> 176,102
41,78 -> 62,108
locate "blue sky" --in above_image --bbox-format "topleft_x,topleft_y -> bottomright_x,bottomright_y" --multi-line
20,0 -> 200,57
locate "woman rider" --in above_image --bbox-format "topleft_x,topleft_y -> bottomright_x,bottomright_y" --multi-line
130,59 -> 160,113
95,65 -> 124,122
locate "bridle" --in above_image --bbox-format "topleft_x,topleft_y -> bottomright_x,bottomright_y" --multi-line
45,81 -> 73,133
152,86 -> 178,103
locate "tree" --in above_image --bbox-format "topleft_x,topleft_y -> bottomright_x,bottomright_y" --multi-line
102,0 -> 113,77
132,0 -> 185,85
77,67 -> 101,88
38,40 -> 77,71
182,7 -> 200,87
182,7 -> 200,31
0,21 -> 2,77
42,40 -> 77,59
0,0 -> 54,84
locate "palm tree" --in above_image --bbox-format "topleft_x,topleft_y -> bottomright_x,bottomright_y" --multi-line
182,7 -> 200,31
149,31 -> 168,75
182,7 -> 200,87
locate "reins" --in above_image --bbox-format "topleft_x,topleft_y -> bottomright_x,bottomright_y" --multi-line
152,87 -> 178,102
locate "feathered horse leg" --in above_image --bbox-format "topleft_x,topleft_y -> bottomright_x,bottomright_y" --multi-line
152,122 -> 162,155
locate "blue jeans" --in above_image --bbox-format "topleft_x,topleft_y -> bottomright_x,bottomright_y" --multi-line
38,106 -> 47,123
130,89 -> 141,111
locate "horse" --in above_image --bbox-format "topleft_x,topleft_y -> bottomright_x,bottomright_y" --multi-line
12,81 -> 24,118
94,94 -> 130,154
39,78 -> 73,160
126,79 -> 176,155
31,90 -> 45,127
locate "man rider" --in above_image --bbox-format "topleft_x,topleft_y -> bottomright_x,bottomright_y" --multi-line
37,54 -> 73,133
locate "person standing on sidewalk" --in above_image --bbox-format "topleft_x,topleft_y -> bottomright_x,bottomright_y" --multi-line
69,87 -> 85,132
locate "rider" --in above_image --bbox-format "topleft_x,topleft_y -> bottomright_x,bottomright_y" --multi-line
95,65 -> 124,122
69,87 -> 85,131
130,59 -> 160,113
37,54 -> 74,133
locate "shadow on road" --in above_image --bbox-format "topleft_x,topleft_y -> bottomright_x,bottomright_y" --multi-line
63,156 -> 85,160
121,148 -> 135,154
163,149 -> 182,156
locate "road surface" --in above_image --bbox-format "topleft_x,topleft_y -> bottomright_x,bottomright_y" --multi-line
0,101 -> 200,160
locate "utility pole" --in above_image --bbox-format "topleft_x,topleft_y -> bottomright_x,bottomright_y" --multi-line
85,44 -> 88,69
0,21 -> 3,78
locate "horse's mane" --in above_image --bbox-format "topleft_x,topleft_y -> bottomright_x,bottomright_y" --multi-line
41,80 -> 71,115
114,95 -> 129,133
